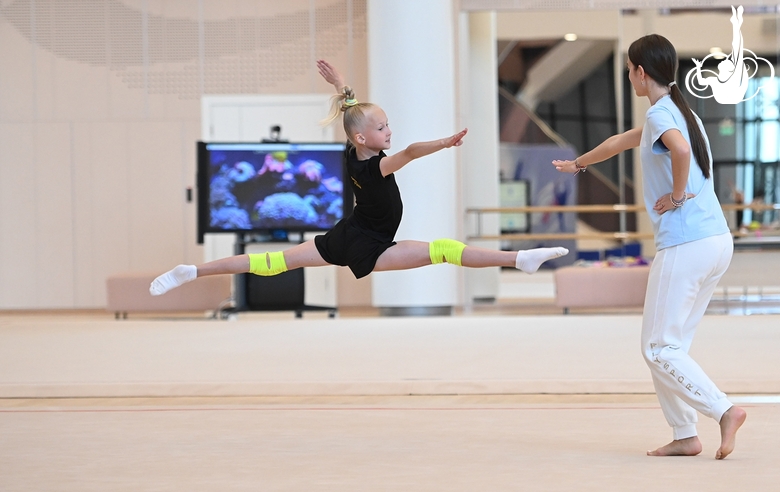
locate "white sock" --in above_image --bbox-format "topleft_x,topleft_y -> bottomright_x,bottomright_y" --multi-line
149,265 -> 197,295
515,247 -> 569,274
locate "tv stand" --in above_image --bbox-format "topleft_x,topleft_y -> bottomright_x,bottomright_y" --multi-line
219,233 -> 337,319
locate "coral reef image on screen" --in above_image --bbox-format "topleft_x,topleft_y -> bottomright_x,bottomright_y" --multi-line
205,143 -> 345,231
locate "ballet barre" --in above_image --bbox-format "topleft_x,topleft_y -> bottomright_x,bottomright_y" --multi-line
465,203 -> 780,242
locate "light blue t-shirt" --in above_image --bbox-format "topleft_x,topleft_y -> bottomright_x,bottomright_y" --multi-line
640,95 -> 729,250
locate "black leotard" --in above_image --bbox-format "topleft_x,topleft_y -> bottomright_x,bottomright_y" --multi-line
314,144 -> 403,278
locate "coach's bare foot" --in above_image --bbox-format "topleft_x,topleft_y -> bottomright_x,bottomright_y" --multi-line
647,436 -> 702,457
716,406 -> 746,460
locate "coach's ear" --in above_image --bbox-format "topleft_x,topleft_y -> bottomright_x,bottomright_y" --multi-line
637,64 -> 647,83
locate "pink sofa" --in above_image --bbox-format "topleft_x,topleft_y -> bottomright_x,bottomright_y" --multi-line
106,273 -> 232,318
554,265 -> 650,314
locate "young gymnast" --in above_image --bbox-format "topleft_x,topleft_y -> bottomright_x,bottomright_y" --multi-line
150,60 -> 568,296
553,34 -> 745,459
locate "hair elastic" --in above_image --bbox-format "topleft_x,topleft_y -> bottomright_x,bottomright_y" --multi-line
344,98 -> 359,107
668,81 -> 677,88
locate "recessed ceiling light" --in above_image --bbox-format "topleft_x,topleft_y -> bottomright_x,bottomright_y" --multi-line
564,33 -> 578,42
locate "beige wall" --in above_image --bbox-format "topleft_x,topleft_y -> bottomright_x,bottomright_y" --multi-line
0,0 -> 367,309
1,1 -> 777,309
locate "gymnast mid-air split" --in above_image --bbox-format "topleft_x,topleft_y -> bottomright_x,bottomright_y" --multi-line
150,60 -> 568,297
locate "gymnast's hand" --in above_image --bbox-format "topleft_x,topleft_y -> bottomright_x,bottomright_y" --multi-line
317,59 -> 346,93
443,128 -> 468,148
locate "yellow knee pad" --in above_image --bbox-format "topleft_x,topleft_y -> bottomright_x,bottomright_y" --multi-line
249,252 -> 288,276
429,239 -> 466,266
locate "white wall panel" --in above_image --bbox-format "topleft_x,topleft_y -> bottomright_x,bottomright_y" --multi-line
239,96 -> 334,142
53,61 -> 112,122
202,95 -> 333,142
0,124 -> 36,308
34,122 -> 75,307
126,121 -> 187,271
108,71 -> 149,120
0,16 -> 35,121
88,122 -> 131,305
206,105 -> 242,141
71,122 -> 98,306
32,45 -> 57,122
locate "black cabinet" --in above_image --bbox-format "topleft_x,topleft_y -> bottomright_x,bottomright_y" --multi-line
221,234 -> 336,319
243,270 -> 304,311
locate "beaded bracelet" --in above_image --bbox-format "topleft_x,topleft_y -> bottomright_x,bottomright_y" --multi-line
573,158 -> 587,176
670,193 -> 687,208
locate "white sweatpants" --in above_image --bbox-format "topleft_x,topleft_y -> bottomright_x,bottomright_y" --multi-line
641,232 -> 734,441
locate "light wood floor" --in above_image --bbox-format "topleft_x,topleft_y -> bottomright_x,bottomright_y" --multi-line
1,305 -> 778,490
1,394 -> 778,491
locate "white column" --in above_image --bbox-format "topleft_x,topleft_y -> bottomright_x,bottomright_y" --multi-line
367,0 -> 460,314
461,11 -> 500,302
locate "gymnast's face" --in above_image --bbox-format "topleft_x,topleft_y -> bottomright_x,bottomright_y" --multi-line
355,107 -> 392,152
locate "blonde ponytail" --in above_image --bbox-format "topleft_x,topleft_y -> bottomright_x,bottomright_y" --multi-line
319,85 -> 376,146
320,86 -> 357,126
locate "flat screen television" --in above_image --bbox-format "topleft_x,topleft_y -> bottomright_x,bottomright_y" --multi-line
197,141 -> 351,244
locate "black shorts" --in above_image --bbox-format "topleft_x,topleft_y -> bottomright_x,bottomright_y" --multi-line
314,217 -> 396,279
